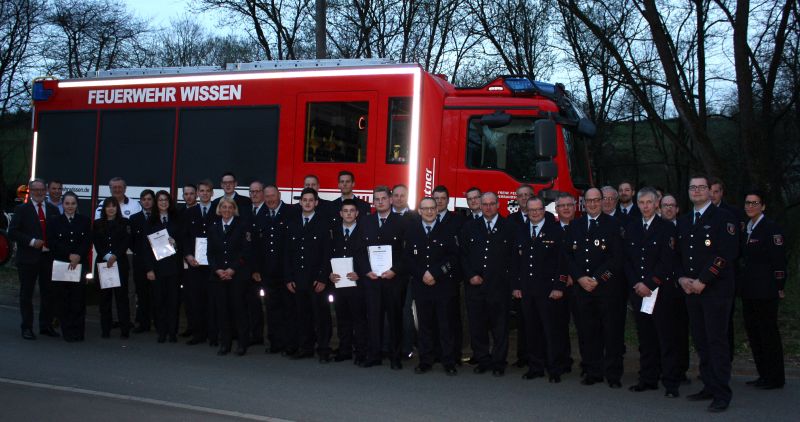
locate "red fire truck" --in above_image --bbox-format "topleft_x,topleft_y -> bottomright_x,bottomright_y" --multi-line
29,59 -> 594,214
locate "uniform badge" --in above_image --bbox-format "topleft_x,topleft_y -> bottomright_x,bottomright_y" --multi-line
773,234 -> 784,246
413,249 -> 418,255
601,244 -> 606,250
727,223 -> 735,235
594,239 -> 600,247
669,237 -> 675,250
245,232 -> 252,242
704,239 -> 711,246
572,244 -> 577,250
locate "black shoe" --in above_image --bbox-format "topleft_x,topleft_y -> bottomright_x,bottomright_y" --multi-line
132,325 -> 149,333
21,329 -> 36,340
101,332 -> 110,339
266,347 -> 284,354
707,399 -> 729,412
445,365 -> 458,376
360,359 -> 382,368
745,377 -> 763,386
390,360 -> 402,370
522,370 -> 545,380
39,327 -> 59,337
282,348 -> 298,357
756,382 -> 784,390
180,330 -> 192,338
121,332 -> 130,339
236,348 -> 247,356
64,336 -> 79,343
686,390 -> 714,401
290,351 -> 314,360
217,346 -> 230,356
209,341 -> 219,347
549,375 -> 562,383
186,338 -> 204,345
353,357 -> 364,366
608,380 -> 622,389
473,365 -> 489,374
319,355 -> 331,364
334,354 -> 352,362
249,338 -> 264,346
581,376 -> 603,386
168,335 -> 177,343
513,359 -> 528,368
157,335 -> 166,343
414,364 -> 432,374
467,357 -> 479,366
629,382 -> 658,392
665,390 -> 680,398
492,368 -> 505,377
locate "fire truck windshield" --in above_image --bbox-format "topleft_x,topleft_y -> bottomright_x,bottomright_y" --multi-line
466,117 -> 554,182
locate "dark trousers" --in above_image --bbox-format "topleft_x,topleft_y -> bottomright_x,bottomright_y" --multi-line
573,290 -> 626,381
402,287 -> 417,355
522,293 -> 570,375
633,295 -> 681,390
333,286 -> 367,358
742,298 -> 784,386
212,277 -> 249,349
365,278 -> 406,362
246,281 -> 264,342
17,256 -> 54,330
686,294 -> 733,403
132,257 -> 152,329
294,287 -> 332,356
99,271 -> 131,335
152,274 -> 179,337
668,295 -> 691,376
465,290 -> 510,370
417,295 -> 456,367
452,286 -> 465,360
511,297 -> 527,363
186,266 -> 210,342
179,269 -> 192,333
265,279 -> 296,351
53,280 -> 86,340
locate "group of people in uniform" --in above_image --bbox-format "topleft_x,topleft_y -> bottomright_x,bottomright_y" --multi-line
7,172 -> 788,413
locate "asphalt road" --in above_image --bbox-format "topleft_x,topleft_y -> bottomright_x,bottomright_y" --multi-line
0,303 -> 797,421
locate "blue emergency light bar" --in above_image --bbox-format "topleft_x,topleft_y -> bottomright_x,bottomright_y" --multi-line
32,81 -> 53,101
503,77 -> 557,96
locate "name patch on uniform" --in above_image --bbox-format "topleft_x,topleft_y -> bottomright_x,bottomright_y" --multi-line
773,234 -> 784,246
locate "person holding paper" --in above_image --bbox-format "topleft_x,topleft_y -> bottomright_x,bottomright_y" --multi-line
361,186 -> 407,370
8,179 -> 61,340
142,190 -> 182,343
182,180 -> 216,346
208,197 -> 256,356
130,189 -> 155,333
325,199 -> 367,365
93,196 -> 132,338
512,196 -> 570,383
283,188 -> 333,363
404,197 -> 459,376
47,192 -> 91,342
622,187 -> 680,397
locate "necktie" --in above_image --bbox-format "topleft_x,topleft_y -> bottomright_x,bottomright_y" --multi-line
590,218 -> 598,231
436,214 -> 441,224
223,224 -> 229,234
202,206 -> 207,217
486,221 -> 492,234
694,212 -> 701,225
531,225 -> 537,240
253,206 -> 258,215
643,222 -> 648,231
622,208 -> 628,215
380,217 -> 386,227
162,216 -> 167,224
344,228 -> 350,241
523,216 -> 528,224
68,216 -> 72,224
37,203 -> 47,247
425,225 -> 432,236
474,214 -> 480,220
304,217 -> 309,227
270,209 -> 276,218
145,212 -> 150,219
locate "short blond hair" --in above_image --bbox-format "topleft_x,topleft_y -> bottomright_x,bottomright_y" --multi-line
215,197 -> 239,217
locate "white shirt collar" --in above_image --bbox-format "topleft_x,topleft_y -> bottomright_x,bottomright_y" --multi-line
694,201 -> 712,216
392,206 -> 408,215
642,215 -> 656,227
747,214 -> 764,233
483,214 -> 499,227
222,217 -> 233,225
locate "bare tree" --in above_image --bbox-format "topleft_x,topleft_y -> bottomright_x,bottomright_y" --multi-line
0,0 -> 47,116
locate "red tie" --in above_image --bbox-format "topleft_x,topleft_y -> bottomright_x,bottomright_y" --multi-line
37,203 -> 47,247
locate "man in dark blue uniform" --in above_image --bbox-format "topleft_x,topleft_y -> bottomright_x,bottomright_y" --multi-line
246,180 -> 267,346
617,181 -> 641,220
361,186 -> 408,369
130,189 -> 155,333
567,188 -> 624,388
623,187 -> 682,397
211,172 -> 252,219
677,175 -> 739,412
405,197 -> 459,376
512,196 -> 570,382
183,181 -> 216,345
460,192 -> 515,376
284,188 -> 333,362
331,171 -> 371,217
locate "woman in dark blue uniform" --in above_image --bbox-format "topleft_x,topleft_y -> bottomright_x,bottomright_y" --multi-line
142,190 -> 182,343
93,196 -> 132,338
47,192 -> 91,342
207,197 -> 255,356
739,190 -> 787,389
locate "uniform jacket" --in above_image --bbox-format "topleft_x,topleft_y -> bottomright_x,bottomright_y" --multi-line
47,213 -> 92,266
140,214 -> 182,278
253,201 -> 298,280
359,212 -> 407,278
566,213 -> 623,296
676,204 -> 739,297
207,216 -> 253,280
512,219 -> 569,296
92,217 -> 131,274
404,219 -> 459,300
622,215 -> 678,304
738,217 -> 787,299
283,213 -> 332,289
460,215 -> 515,297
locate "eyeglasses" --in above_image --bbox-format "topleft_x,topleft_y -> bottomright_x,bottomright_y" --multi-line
601,197 -> 617,201
688,185 -> 708,192
555,203 -> 575,208
744,201 -> 761,207
661,204 -> 676,208
584,198 -> 601,203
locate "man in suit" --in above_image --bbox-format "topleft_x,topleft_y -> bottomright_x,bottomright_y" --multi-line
505,184 -> 534,368
567,188 -> 625,388
660,193 -> 691,382
623,187 -> 682,397
130,190 -> 155,333
554,192 -> 577,375
211,172 -> 252,219
178,184 -> 198,338
254,184 -> 299,355
677,175 -> 739,412
512,196 -> 570,382
245,180 -> 267,346
361,186 -> 408,369
617,181 -> 641,219
9,179 -> 61,339
331,170 -> 371,217
391,183 -> 418,360
183,180 -> 216,346
460,192 -> 515,376
405,197 -> 459,376
463,187 -> 483,220
284,188 -> 333,362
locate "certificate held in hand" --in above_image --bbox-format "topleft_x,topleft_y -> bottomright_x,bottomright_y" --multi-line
368,245 -> 393,275
52,260 -> 82,282
147,229 -> 177,261
331,257 -> 356,288
97,262 -> 121,289
194,237 -> 209,266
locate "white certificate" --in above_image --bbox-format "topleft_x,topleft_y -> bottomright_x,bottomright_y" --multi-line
194,237 -> 209,266
52,260 -> 82,282
640,287 -> 659,315
331,257 -> 356,288
97,262 -> 121,289
368,245 -> 393,275
147,229 -> 176,261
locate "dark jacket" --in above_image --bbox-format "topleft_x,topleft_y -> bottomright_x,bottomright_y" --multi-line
47,213 -> 92,267
622,215 -> 678,304
140,214 -> 182,278
92,217 -> 132,274
404,219 -> 459,300
8,201 -> 61,265
207,216 -> 253,280
253,202 -> 298,280
738,217 -> 787,299
676,204 -> 739,297
513,219 -> 569,296
566,213 -> 623,296
460,216 -> 515,297
359,212 -> 407,278
284,212 -> 332,290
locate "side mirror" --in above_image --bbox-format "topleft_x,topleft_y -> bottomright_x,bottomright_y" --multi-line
535,161 -> 558,180
534,119 -> 557,157
480,111 -> 512,128
577,117 -> 596,137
